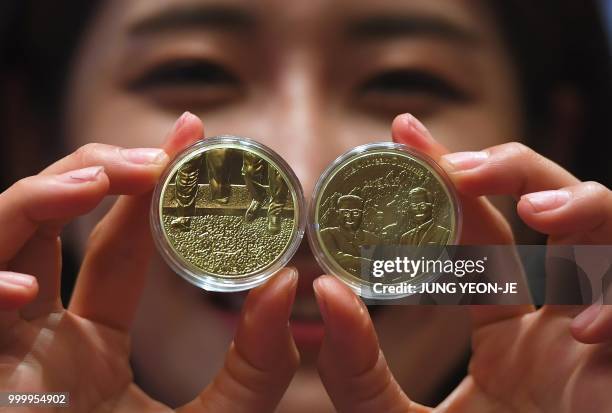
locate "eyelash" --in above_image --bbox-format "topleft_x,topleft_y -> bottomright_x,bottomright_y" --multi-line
127,60 -> 467,115
127,59 -> 239,91
359,69 -> 468,102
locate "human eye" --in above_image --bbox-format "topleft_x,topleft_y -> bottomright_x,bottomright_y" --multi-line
125,58 -> 243,109
356,69 -> 471,117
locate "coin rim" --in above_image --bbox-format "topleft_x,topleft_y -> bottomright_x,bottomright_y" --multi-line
308,142 -> 462,299
151,135 -> 305,292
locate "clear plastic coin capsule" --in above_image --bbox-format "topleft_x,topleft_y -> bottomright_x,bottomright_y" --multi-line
308,142 -> 462,299
151,136 -> 305,292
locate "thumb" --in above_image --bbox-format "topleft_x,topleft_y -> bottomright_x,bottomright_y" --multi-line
177,268 -> 299,413
314,275 -> 430,413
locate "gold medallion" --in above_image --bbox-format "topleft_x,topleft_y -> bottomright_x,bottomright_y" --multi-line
151,136 -> 304,292
309,142 -> 461,298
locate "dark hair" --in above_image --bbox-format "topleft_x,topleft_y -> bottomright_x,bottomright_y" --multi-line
489,2 -> 611,182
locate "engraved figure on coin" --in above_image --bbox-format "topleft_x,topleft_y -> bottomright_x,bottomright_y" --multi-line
399,187 -> 450,246
171,154 -> 202,231
160,142 -> 299,280
320,194 -> 380,274
205,148 -> 231,204
242,152 -> 288,234
381,190 -> 412,243
357,169 -> 418,243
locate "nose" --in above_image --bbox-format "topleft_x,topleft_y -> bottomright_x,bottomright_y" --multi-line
264,57 -> 343,202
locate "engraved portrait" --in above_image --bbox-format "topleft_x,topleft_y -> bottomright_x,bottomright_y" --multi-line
320,194 -> 380,274
315,148 -> 457,282
399,187 -> 450,246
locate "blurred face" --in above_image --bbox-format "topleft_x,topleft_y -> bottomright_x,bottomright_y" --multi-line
64,0 -> 522,410
339,208 -> 362,231
409,195 -> 433,224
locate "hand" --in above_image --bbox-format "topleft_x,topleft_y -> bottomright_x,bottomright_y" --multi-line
313,113 -> 612,412
0,112 -> 299,412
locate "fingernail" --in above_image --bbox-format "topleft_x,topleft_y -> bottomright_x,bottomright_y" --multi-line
282,266 -> 298,291
120,148 -> 168,165
163,111 -> 196,146
313,277 -> 331,324
268,267 -> 298,318
173,111 -> 192,134
62,166 -> 104,183
285,266 -> 298,281
522,190 -> 570,213
441,151 -> 489,172
571,301 -> 601,331
403,113 -> 432,139
0,272 -> 35,288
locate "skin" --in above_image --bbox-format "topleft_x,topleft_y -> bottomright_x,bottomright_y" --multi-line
2,115 -> 611,413
0,0 -> 611,412
63,0 -> 520,408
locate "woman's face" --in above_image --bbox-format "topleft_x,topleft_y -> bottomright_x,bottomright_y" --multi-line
64,0 -> 522,410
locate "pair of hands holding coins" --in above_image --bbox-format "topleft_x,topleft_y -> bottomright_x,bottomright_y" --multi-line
0,112 -> 611,412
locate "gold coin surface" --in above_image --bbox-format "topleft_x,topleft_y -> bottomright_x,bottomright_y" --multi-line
309,142 -> 460,296
152,136 -> 304,292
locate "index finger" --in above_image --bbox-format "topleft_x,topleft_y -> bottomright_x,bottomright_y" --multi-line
40,143 -> 169,195
39,110 -> 204,192
68,112 -> 204,331
391,113 -> 515,246
0,167 -> 109,267
391,114 -> 533,329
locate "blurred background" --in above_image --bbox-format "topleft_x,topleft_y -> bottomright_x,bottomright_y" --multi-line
0,1 -> 610,410
0,1 -> 610,189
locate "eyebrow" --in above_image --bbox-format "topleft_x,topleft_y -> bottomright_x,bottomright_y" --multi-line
128,5 -> 255,36
348,14 -> 479,44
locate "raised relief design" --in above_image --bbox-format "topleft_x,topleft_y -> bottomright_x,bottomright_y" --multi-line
320,195 -> 380,274
316,151 -> 455,280
160,147 -> 296,277
399,187 -> 450,246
